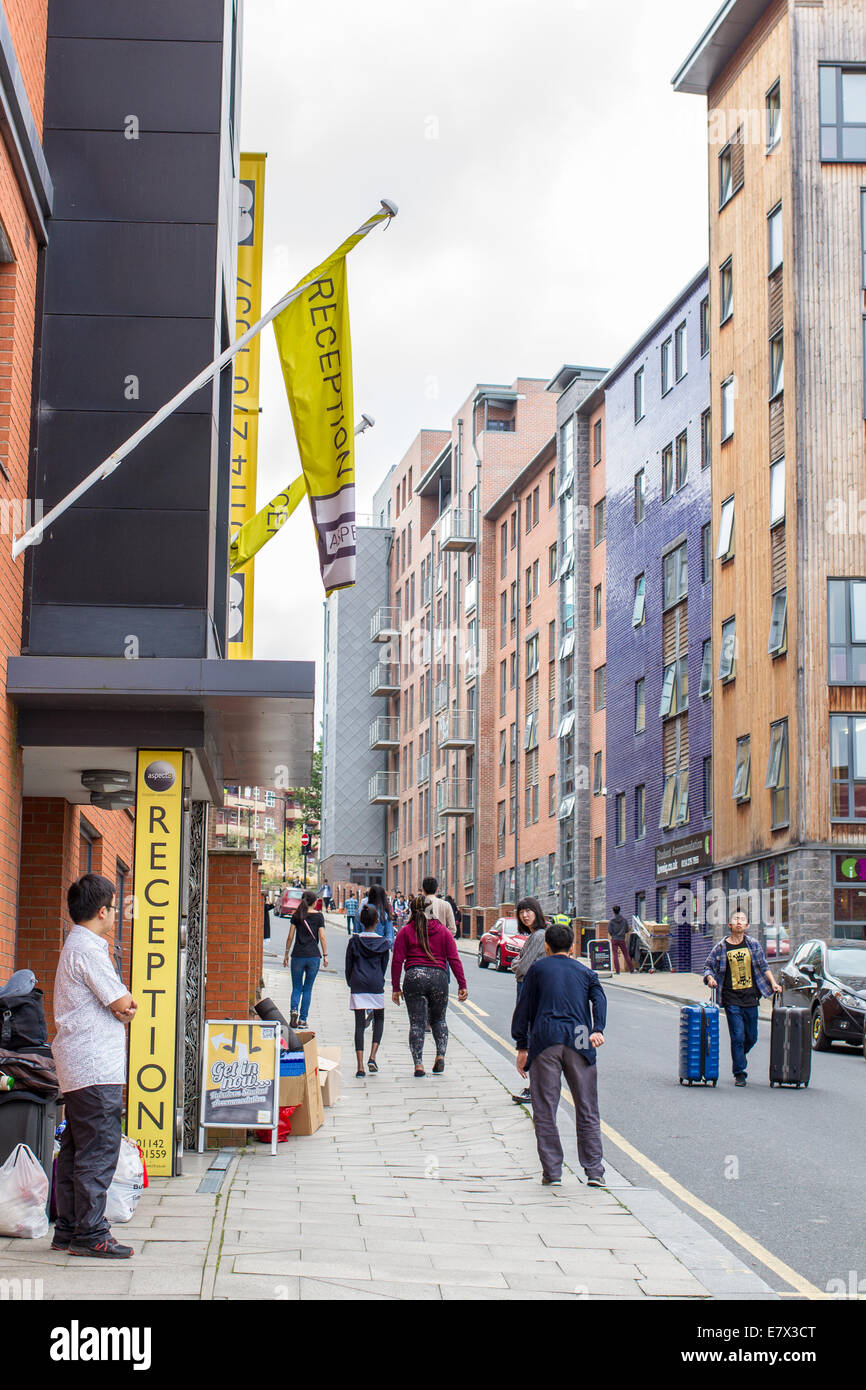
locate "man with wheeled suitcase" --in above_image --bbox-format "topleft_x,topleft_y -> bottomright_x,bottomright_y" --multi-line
703,909 -> 782,1086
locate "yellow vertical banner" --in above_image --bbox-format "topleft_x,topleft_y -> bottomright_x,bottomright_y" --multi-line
127,750 -> 185,1177
228,152 -> 267,660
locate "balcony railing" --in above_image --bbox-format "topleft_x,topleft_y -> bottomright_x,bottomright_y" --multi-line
440,509 -> 477,552
437,711 -> 475,749
417,752 -> 430,785
370,606 -> 401,642
433,680 -> 449,714
389,828 -> 399,859
368,771 -> 399,804
369,716 -> 400,749
462,851 -> 476,885
436,779 -> 475,816
369,663 -> 400,696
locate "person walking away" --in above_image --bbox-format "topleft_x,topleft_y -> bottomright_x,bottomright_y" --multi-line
512,920 -> 607,1188
345,892 -> 359,937
421,876 -> 456,936
703,908 -> 781,1086
446,894 -> 461,938
284,889 -> 328,1028
608,905 -> 634,975
346,905 -> 391,1077
322,882 -> 332,911
52,874 -> 138,1258
366,883 -> 395,947
510,898 -> 549,1104
392,895 -> 467,1076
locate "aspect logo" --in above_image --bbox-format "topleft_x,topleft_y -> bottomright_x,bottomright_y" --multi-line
143,760 -> 175,793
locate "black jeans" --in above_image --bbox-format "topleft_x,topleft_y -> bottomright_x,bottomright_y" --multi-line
54,1084 -> 123,1242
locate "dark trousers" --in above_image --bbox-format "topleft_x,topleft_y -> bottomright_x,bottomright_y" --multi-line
724,1003 -> 759,1077
528,1045 -> 604,1181
353,1008 -> 384,1051
611,939 -> 633,974
54,1084 -> 123,1242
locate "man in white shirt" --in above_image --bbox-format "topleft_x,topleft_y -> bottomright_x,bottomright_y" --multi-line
52,874 -> 138,1259
422,876 -> 457,936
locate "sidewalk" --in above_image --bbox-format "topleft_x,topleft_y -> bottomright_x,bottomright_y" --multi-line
0,954 -> 775,1300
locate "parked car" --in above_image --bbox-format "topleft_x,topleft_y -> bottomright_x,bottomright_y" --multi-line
477,918 -> 529,972
780,939 -> 866,1052
762,925 -> 790,958
277,886 -> 305,918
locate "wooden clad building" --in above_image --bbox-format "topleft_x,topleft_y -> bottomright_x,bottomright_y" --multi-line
675,0 -> 866,946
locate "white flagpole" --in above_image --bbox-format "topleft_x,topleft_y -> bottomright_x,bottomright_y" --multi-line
12,199 -> 397,560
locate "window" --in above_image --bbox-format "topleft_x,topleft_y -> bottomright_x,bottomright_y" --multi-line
549,775 -> 556,817
634,469 -> 646,524
635,891 -> 646,922
770,457 -> 785,527
510,510 -> 517,549
703,756 -> 713,819
699,638 -> 713,699
719,140 -> 735,206
676,431 -> 688,490
766,719 -> 789,827
720,258 -> 733,323
701,409 -> 712,471
659,661 -> 686,718
767,80 -> 781,151
559,794 -> 575,821
719,617 -> 737,681
595,583 -> 603,628
675,322 -> 687,381
770,332 -> 784,399
635,677 -> 646,734
615,793 -> 626,846
768,204 -> 783,272
659,775 -> 677,830
701,523 -> 711,583
820,65 -> 866,162
768,588 -> 788,657
560,417 -> 574,477
700,296 -> 710,357
634,366 -> 645,422
662,541 -> 687,609
594,665 -> 606,711
828,579 -> 866,683
526,633 -> 539,676
662,443 -> 674,502
500,522 -> 508,579
549,542 -> 558,583
499,730 -> 507,787
657,888 -> 669,924
593,419 -> 602,464
675,769 -> 689,826
632,574 -> 646,627
831,714 -> 866,819
717,496 -> 735,561
661,337 -> 673,395
593,751 -> 603,795
499,659 -> 507,715
635,784 -> 646,840
733,736 -> 751,802
500,590 -> 507,647
593,498 -> 605,546
594,837 -> 603,880
510,651 -> 517,688
549,468 -> 556,508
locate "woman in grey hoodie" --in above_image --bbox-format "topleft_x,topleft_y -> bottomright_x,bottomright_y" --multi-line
511,898 -> 549,1104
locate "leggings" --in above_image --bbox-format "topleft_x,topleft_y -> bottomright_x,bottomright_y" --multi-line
402,966 -> 449,1064
353,1008 -> 384,1051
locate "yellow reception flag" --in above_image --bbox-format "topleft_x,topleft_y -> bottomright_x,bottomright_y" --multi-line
229,204 -> 393,592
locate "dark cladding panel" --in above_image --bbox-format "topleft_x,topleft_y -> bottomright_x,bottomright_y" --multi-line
31,508 -> 211,607
43,222 -> 217,319
45,131 -> 220,223
40,315 -> 218,414
34,412 -> 216,512
45,39 -> 223,133
48,0 -> 225,42
26,608 -> 211,660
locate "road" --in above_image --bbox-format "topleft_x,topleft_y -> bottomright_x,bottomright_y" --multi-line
266,913 -> 863,1297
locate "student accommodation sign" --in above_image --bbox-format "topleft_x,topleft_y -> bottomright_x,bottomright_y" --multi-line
127,750 -> 185,1177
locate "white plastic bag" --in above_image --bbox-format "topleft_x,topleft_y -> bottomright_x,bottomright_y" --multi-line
0,1143 -> 49,1239
104,1135 -> 144,1224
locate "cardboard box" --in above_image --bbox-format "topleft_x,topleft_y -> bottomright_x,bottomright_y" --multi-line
317,1047 -> 342,1107
277,1030 -> 323,1136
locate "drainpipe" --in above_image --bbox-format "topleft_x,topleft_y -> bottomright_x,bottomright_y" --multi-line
471,407 -> 482,909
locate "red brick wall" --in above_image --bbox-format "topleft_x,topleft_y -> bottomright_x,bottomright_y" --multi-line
2,1 -> 48,133
205,850 -> 264,1022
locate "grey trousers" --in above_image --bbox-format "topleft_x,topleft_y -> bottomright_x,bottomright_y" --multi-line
528,1044 -> 604,1181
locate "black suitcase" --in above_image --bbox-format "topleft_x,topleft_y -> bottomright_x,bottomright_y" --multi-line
0,1092 -> 58,1181
769,995 -> 811,1088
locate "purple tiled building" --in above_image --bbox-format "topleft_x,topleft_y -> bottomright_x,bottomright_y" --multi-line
579,269 -> 713,970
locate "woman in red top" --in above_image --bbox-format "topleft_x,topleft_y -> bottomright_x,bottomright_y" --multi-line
391,894 -> 468,1076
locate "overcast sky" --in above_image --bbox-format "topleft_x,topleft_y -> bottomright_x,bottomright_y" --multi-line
240,0 -> 722,710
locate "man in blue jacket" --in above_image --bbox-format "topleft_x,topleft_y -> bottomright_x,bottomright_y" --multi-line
512,920 -> 607,1187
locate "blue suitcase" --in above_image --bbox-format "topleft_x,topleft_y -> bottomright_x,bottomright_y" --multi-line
679,997 -> 719,1086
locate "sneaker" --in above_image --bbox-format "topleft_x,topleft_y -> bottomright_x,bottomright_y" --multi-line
51,1232 -> 72,1251
586,1175 -> 608,1188
367,1059 -> 378,1073
734,1074 -> 747,1087
69,1236 -> 133,1259
289,1010 -> 299,1028
512,1088 -> 532,1104
355,1068 -> 365,1078
432,1057 -> 445,1074
298,1019 -> 308,1029
541,1176 -> 562,1186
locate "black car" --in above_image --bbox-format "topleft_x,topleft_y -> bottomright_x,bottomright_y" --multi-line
780,939 -> 866,1054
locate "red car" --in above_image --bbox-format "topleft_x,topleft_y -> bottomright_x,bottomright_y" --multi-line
477,917 -> 529,972
277,887 -> 304,918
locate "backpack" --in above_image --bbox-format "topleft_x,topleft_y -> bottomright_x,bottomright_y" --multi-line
0,971 -> 48,1051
